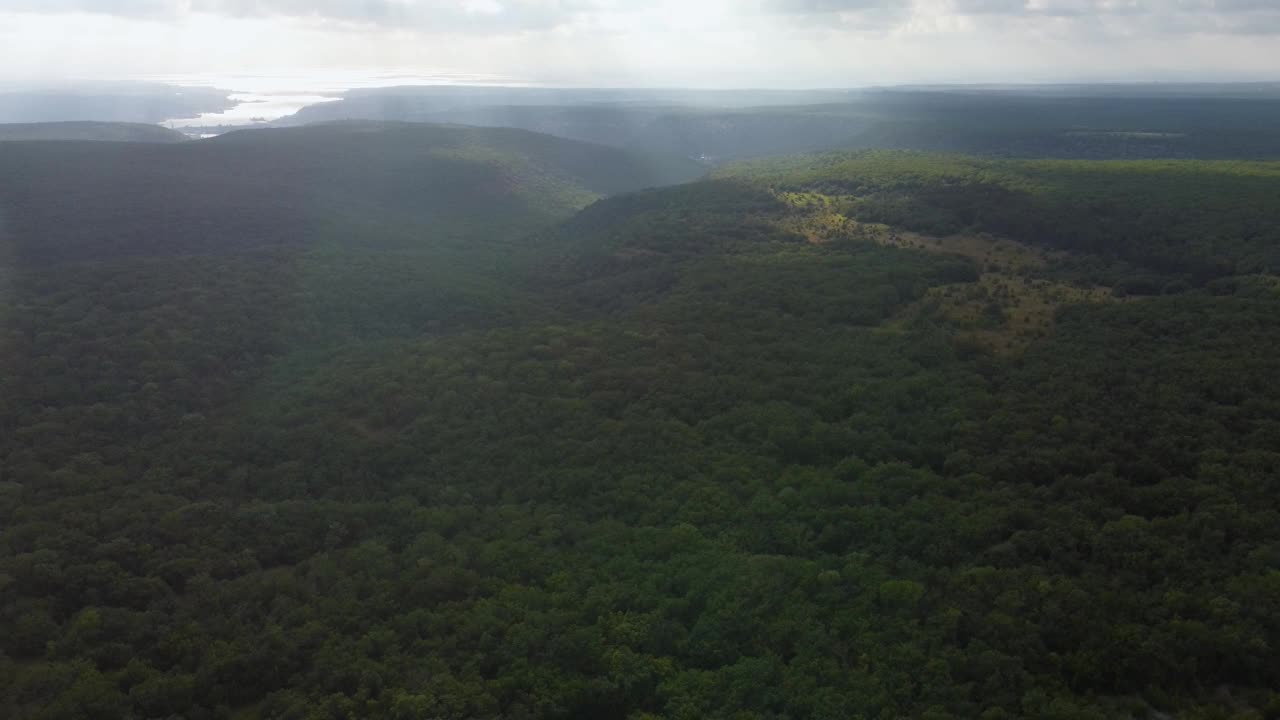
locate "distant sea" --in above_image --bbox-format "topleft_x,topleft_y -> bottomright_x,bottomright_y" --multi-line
139,70 -> 530,129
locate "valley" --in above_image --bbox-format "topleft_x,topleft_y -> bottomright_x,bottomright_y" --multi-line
1,121 -> 1279,720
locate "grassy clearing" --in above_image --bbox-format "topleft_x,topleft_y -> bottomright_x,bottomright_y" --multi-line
775,189 -> 1120,353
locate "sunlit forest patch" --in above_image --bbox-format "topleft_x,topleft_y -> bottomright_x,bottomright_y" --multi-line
772,187 -> 1125,352
909,276 -> 1119,354
1063,130 -> 1187,140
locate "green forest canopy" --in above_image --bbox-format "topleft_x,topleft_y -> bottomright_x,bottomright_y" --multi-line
1,137 -> 1278,719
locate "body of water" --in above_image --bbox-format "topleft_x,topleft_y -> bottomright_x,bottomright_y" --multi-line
139,70 -> 528,128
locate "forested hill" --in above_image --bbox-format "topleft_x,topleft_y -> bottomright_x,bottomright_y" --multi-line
2,143 -> 1280,719
0,121 -> 702,264
0,120 -> 704,517
209,121 -> 704,198
0,122 -> 187,143
280,87 -> 1280,162
717,151 -> 1280,284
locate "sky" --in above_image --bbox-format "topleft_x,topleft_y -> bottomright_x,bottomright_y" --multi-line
2,0 -> 1280,87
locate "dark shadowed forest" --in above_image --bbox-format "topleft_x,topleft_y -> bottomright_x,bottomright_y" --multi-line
1,113 -> 1279,720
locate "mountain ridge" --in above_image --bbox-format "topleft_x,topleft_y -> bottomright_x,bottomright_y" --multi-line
0,121 -> 188,143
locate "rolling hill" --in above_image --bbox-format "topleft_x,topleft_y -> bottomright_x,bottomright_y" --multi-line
0,121 -> 703,516
282,86 -> 1280,162
0,83 -> 233,125
0,122 -> 188,143
2,133 -> 1278,720
0,121 -> 700,263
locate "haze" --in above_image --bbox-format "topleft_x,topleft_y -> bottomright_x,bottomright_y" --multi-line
3,0 -> 1280,87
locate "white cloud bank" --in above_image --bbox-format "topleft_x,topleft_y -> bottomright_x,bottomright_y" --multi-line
2,0 -> 1278,85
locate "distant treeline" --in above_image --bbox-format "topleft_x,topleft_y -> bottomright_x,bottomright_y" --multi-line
285,87 -> 1280,162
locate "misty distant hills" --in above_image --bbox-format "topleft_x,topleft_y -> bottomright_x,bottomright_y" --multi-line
0,121 -> 188,143
209,120 -> 703,198
0,120 -> 702,265
291,85 -> 867,113
0,119 -> 704,387
0,82 -> 232,124
896,81 -> 1280,98
281,84 -> 1280,162
281,88 -> 879,160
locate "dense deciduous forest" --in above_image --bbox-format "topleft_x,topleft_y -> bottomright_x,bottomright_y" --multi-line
719,152 -> 1280,283
1,124 -> 1278,719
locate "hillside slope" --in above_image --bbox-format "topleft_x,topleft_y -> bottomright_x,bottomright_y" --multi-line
2,145 -> 1278,719
283,87 -> 1280,162
210,121 -> 703,199
0,121 -> 700,264
0,83 -> 233,125
0,122 -> 703,501
718,150 -> 1280,282
0,121 -> 188,143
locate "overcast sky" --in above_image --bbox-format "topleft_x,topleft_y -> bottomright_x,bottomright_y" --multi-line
2,0 -> 1279,87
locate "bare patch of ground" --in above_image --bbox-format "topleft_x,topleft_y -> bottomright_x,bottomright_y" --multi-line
774,190 -> 1121,354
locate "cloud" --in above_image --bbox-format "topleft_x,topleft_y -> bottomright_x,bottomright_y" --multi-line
948,0 -> 1025,14
763,0 -> 906,11
759,0 -> 915,30
937,0 -> 1280,34
943,0 -> 1152,17
194,0 -> 589,31
0,0 -> 595,31
0,0 -> 176,16
3,0 -> 1280,36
